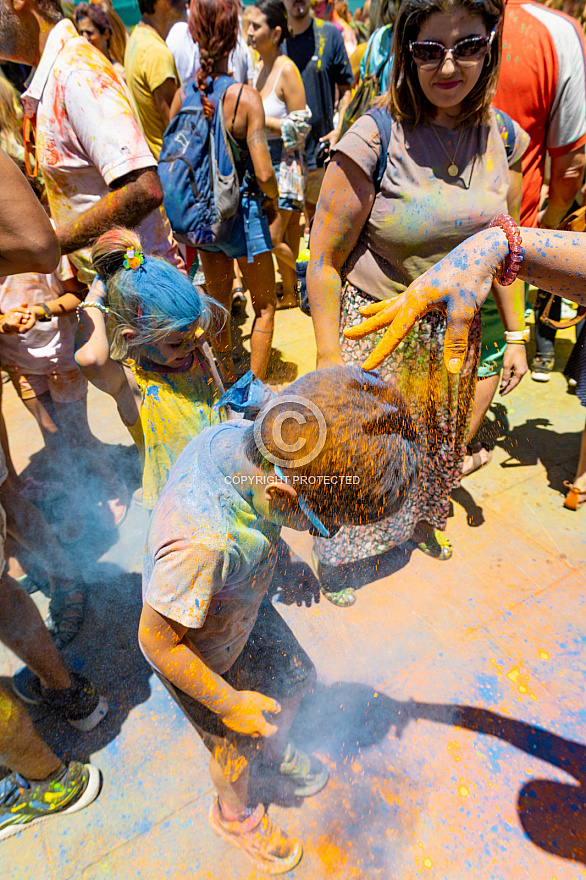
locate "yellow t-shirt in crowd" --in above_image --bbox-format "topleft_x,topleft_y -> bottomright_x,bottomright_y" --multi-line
125,21 -> 179,158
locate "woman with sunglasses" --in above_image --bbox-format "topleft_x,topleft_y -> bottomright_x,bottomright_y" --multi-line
305,0 -> 529,605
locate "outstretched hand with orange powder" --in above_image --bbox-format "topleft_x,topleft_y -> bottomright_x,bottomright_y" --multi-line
343,227 -> 509,374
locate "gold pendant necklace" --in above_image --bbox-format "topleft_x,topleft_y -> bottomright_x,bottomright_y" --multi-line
430,124 -> 464,177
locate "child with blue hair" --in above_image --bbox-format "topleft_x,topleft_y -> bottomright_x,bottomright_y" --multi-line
75,228 -> 225,509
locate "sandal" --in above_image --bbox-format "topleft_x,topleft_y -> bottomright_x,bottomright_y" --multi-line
417,529 -> 453,561
311,552 -> 356,607
48,584 -> 85,649
563,481 -> 586,510
320,586 -> 356,607
461,441 -> 492,477
231,287 -> 247,310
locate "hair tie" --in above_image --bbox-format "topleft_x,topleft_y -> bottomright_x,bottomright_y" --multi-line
123,247 -> 144,271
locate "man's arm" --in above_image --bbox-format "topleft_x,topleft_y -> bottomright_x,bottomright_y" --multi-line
153,77 -> 178,130
321,84 -> 352,148
540,146 -> 586,229
0,152 -> 60,276
56,168 -> 163,255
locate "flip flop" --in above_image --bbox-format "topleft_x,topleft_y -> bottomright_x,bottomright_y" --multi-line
417,529 -> 453,561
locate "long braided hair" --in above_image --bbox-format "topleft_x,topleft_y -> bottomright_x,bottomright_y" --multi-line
189,0 -> 240,119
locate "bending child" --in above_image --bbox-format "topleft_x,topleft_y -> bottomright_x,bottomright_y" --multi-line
139,366 -> 419,874
75,229 -> 226,510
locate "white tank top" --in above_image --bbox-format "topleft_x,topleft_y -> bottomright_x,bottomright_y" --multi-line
256,64 -> 288,140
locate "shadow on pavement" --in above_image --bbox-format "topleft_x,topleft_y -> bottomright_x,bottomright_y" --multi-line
451,485 -> 485,527
292,682 -> 586,866
477,403 -> 578,493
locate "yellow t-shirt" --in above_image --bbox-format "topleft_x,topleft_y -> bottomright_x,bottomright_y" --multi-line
124,22 -> 179,158
125,355 -> 226,509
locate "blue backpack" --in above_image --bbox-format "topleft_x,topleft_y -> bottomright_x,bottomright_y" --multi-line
158,75 -> 240,247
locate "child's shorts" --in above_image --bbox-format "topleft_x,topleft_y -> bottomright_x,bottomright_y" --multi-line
154,598 -> 315,783
8,368 -> 88,404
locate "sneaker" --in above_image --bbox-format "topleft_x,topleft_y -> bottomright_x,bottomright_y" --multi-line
0,761 -> 101,841
209,800 -> 302,875
531,355 -> 554,382
12,668 -> 108,732
278,743 -> 329,797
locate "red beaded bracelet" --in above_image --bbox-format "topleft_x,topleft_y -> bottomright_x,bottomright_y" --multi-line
488,213 -> 524,286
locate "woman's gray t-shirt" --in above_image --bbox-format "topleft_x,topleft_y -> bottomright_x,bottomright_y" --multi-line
333,109 -> 529,301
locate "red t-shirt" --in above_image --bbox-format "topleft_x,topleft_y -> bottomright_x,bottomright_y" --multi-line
494,0 -> 586,226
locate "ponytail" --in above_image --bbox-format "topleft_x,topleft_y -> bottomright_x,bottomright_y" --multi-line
189,0 -> 240,118
90,228 -> 215,361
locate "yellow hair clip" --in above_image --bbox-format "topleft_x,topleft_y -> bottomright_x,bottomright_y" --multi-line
123,247 -> 145,271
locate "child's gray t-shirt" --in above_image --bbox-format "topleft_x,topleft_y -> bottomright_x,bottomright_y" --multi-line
143,420 -> 280,675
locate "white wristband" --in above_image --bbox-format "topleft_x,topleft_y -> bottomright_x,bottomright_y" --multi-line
505,329 -> 530,344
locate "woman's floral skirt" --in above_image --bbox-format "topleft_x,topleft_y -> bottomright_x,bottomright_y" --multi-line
313,282 -> 481,567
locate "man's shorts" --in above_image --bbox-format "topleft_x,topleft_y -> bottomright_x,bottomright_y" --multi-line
305,167 -> 326,206
8,368 -> 88,404
154,598 -> 315,783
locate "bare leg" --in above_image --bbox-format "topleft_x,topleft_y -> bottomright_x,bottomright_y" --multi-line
18,393 -> 68,481
0,682 -> 62,779
199,250 -> 237,384
304,199 -> 317,229
0,382 -> 21,486
238,253 -> 276,380
571,418 -> 586,491
467,373 -> 500,441
0,572 -> 71,691
462,373 -> 500,474
275,211 -> 301,308
209,756 -> 250,817
0,475 -> 79,594
232,261 -> 245,293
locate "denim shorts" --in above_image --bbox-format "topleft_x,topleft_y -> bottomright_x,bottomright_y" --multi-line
198,190 -> 273,263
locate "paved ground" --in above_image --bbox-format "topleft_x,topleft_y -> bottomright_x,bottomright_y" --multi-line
1,300 -> 586,880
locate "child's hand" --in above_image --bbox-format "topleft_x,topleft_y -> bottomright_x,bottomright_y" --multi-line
85,276 -> 107,306
1,304 -> 34,334
220,691 -> 281,738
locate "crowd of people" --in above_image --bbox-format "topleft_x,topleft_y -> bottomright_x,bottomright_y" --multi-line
0,0 -> 585,872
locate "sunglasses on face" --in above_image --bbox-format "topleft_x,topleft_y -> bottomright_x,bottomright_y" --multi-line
409,29 -> 497,69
